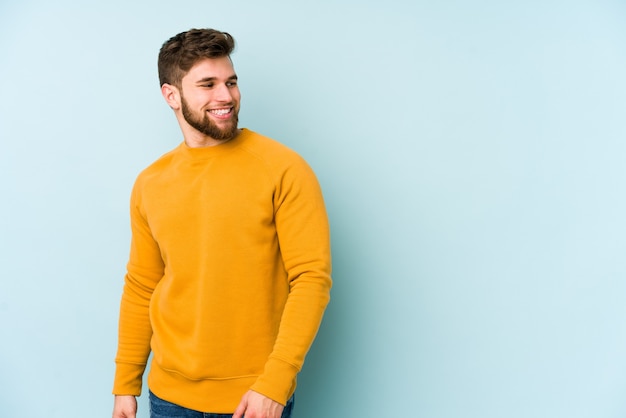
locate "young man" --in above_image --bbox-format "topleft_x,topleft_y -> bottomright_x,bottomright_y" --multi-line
112,28 -> 332,418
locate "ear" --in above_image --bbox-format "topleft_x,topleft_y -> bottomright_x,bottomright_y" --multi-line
161,83 -> 181,110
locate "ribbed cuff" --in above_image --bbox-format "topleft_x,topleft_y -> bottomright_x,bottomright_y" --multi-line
112,361 -> 147,396
250,357 -> 299,405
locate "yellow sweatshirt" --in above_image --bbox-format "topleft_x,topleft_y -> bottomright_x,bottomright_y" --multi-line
113,128 -> 331,413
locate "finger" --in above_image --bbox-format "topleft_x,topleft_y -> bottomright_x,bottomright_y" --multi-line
232,399 -> 246,418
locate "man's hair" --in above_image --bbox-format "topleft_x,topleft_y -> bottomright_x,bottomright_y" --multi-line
158,28 -> 235,88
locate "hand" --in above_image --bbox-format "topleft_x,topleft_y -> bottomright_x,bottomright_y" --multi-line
233,390 -> 284,418
112,395 -> 137,418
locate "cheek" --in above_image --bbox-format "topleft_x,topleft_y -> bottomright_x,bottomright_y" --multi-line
188,89 -> 213,105
232,88 -> 242,102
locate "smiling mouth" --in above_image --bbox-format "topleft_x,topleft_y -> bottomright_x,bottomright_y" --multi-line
208,107 -> 233,117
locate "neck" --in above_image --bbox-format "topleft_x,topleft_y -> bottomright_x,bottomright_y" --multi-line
184,132 -> 239,148
179,122 -> 241,148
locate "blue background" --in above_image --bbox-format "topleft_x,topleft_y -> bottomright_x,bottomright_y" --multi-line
1,1 -> 625,417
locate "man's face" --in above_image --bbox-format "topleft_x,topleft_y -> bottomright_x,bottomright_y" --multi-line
179,57 -> 241,141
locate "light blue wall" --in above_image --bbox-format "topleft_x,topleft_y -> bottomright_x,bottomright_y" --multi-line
1,1 -> 625,417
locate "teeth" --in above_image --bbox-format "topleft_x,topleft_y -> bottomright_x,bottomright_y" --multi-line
210,108 -> 231,116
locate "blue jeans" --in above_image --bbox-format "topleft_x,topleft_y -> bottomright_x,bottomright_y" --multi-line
149,391 -> 295,418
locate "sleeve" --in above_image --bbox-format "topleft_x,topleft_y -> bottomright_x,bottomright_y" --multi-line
250,155 -> 332,404
112,179 -> 165,396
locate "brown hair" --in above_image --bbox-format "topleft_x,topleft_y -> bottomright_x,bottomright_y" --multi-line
158,28 -> 236,88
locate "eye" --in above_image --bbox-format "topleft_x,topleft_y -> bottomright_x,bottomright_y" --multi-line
203,83 -> 214,88
227,81 -> 237,87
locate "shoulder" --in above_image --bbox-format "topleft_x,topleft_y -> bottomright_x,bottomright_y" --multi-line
238,130 -> 321,192
133,145 -> 181,187
238,129 -> 309,168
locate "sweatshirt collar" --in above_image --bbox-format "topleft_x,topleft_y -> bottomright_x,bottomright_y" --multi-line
178,128 -> 251,160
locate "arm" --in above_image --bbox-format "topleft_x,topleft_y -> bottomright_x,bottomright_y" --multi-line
250,157 -> 332,404
113,181 -> 165,396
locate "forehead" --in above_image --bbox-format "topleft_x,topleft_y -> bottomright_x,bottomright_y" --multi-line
183,57 -> 236,82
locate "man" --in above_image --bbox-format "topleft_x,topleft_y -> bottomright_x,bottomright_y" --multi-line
112,28 -> 332,418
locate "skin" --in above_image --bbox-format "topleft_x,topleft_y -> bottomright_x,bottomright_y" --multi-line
233,390 -> 285,418
112,57 -> 285,418
112,395 -> 136,418
161,56 -> 242,148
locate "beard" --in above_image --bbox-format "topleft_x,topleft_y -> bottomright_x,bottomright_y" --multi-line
181,95 -> 239,141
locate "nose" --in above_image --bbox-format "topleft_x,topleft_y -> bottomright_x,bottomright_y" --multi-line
215,83 -> 233,102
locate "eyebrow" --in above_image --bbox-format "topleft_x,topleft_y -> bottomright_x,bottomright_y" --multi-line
195,74 -> 238,84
